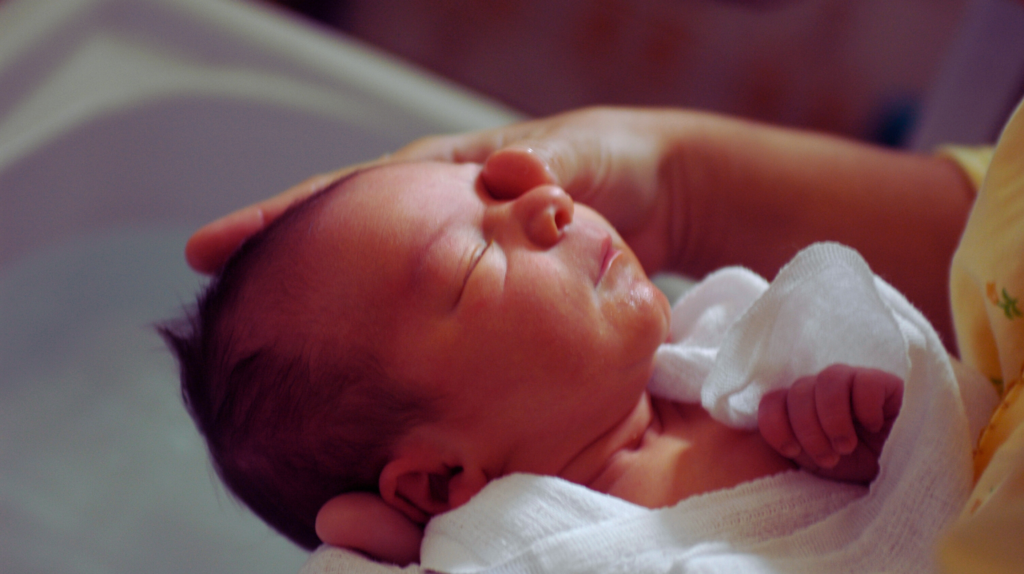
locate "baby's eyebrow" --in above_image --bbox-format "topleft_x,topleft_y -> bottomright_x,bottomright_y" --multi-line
406,180 -> 495,305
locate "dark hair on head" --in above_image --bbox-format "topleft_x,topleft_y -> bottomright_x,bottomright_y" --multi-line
158,176 -> 436,550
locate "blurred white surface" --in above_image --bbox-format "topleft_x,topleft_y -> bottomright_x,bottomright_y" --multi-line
0,0 -> 519,573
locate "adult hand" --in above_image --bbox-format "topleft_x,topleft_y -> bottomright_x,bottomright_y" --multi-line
391,107 -> 680,275
185,162 -> 376,274
315,492 -> 423,567
396,104 -> 973,349
185,107 -> 683,275
186,105 -> 971,346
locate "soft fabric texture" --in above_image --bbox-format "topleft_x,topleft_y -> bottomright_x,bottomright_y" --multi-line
941,97 -> 1024,574
300,545 -> 425,574
419,243 -> 994,574
949,97 -> 1024,478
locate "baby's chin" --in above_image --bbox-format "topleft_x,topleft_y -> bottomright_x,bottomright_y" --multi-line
645,279 -> 673,346
604,261 -> 671,366
573,201 -> 670,355
635,263 -> 672,356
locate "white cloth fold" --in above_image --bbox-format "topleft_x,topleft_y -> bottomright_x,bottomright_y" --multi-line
421,243 -> 986,574
653,242 -> 911,429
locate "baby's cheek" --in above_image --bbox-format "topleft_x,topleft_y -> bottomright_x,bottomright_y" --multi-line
609,279 -> 670,350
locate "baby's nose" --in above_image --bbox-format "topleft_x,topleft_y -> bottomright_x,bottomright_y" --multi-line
511,185 -> 574,248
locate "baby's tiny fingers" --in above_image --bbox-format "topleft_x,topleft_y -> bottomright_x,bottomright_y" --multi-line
814,365 -> 859,455
758,389 -> 801,458
851,369 -> 904,433
788,377 -> 840,468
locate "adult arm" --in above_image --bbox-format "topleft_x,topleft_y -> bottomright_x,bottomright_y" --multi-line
637,109 -> 973,347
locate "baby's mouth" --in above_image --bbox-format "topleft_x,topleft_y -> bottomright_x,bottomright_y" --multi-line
596,235 -> 619,285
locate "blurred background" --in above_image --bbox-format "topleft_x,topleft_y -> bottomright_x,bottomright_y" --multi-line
261,0 -> 968,146
2,1 -> 1022,574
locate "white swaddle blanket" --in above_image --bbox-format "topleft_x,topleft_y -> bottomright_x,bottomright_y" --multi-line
417,243 -> 995,574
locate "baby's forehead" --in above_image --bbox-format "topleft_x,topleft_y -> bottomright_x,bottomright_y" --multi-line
286,161 -> 485,312
311,162 -> 487,256
298,160 -> 493,348
321,161 -> 484,201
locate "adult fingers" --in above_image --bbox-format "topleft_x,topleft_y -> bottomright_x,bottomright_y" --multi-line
184,162 -> 373,274
391,130 -> 568,202
391,130 -> 498,163
390,117 -> 559,164
185,205 -> 267,275
397,131 -> 597,201
395,111 -> 658,213
481,146 -> 559,199
814,365 -> 859,455
316,492 -> 423,567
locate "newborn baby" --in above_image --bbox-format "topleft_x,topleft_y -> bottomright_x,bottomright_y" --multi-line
162,161 -> 907,566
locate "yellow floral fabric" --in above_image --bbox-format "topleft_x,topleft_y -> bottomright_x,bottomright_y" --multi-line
937,145 -> 996,193
942,98 -> 1024,574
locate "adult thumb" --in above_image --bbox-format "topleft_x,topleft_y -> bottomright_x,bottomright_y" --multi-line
481,145 -> 561,198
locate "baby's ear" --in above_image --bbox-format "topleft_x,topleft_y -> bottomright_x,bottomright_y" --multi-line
379,452 -> 488,521
315,492 -> 422,566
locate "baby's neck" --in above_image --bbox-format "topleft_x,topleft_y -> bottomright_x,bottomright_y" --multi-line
557,392 -> 656,487
560,392 -> 795,509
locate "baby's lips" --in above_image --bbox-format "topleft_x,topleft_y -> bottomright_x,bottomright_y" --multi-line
596,234 -> 618,285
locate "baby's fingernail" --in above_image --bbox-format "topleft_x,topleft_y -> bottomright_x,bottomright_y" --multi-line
781,443 -> 801,458
816,453 -> 841,468
833,437 -> 856,455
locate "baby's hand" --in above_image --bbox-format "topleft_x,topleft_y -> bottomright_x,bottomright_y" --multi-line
758,364 -> 903,483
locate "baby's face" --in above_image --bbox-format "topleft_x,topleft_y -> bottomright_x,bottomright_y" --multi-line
305,161 -> 670,481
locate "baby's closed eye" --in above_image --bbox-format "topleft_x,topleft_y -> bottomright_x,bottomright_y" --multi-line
456,241 -> 491,306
